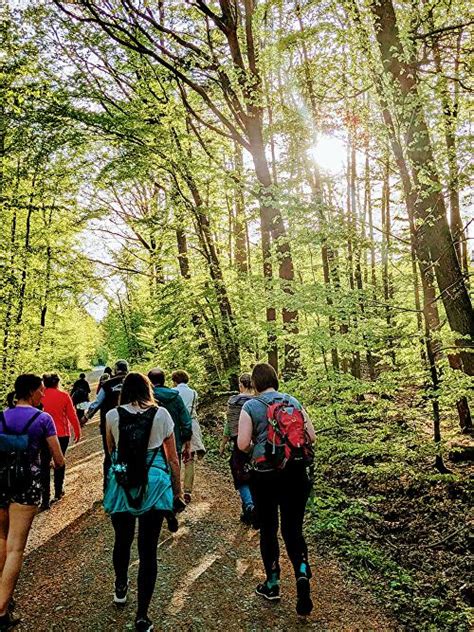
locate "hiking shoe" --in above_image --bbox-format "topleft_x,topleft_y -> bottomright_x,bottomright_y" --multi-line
296,576 -> 313,617
166,514 -> 179,533
0,612 -> 21,630
184,493 -> 192,504
114,579 -> 129,605
255,581 -> 280,601
240,505 -> 254,526
53,491 -> 65,502
135,616 -> 153,631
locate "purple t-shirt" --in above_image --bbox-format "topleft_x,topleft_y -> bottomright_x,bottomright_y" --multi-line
1,406 -> 57,470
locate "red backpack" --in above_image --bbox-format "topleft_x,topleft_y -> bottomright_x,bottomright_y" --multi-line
256,398 -> 314,469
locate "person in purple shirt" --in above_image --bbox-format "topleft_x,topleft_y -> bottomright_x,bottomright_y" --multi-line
0,374 -> 64,630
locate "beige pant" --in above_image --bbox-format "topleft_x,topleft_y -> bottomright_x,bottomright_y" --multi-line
183,454 -> 195,494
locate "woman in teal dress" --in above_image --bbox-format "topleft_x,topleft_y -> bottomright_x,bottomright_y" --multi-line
103,372 -> 183,632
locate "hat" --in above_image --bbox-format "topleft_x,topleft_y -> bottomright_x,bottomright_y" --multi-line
115,359 -> 129,374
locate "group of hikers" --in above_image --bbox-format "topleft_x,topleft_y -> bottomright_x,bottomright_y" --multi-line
0,360 -> 316,631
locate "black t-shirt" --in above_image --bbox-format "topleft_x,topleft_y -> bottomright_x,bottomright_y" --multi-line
71,378 -> 91,404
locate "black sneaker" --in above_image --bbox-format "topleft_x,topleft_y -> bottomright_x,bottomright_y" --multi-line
166,514 -> 179,533
114,579 -> 129,605
135,616 -> 153,631
0,611 -> 21,630
296,575 -> 313,617
255,581 -> 280,601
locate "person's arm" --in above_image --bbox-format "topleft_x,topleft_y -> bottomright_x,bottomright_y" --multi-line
86,382 -> 91,395
237,409 -> 253,453
65,394 -> 82,442
220,417 -> 231,455
46,435 -> 66,468
84,387 -> 106,420
302,408 -> 316,443
106,421 -> 115,454
162,432 -> 183,500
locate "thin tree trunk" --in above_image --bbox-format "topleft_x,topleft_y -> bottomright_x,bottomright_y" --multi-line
368,0 -> 474,374
233,143 -> 248,274
432,29 -> 468,278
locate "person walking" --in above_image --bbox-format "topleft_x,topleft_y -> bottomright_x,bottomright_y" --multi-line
103,372 -> 183,632
41,373 -> 81,509
96,366 -> 113,394
0,374 -> 65,630
70,373 -> 91,423
171,370 -> 205,504
147,368 -> 192,463
220,373 -> 255,525
237,363 -> 316,617
83,360 -> 129,487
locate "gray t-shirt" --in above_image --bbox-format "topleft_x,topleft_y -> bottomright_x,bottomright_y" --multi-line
242,391 -> 301,464
106,404 -> 174,450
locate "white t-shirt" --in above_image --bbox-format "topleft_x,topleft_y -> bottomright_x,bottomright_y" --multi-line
106,404 -> 174,450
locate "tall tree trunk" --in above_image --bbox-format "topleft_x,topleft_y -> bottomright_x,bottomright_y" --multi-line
295,4 -> 340,372
381,156 -> 395,363
431,34 -> 468,279
347,138 -> 361,379
233,143 -> 248,274
246,116 -> 299,376
181,170 -> 240,386
368,0 -> 474,374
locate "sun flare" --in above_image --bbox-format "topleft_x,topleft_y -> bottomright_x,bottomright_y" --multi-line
308,134 -> 347,175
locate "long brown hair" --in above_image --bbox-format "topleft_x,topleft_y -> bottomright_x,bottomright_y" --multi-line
119,372 -> 155,408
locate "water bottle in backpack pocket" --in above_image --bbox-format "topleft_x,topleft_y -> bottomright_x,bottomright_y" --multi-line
0,411 -> 41,493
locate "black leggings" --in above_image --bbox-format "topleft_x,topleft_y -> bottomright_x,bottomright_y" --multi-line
251,463 -> 311,580
111,510 -> 164,618
40,436 -> 70,504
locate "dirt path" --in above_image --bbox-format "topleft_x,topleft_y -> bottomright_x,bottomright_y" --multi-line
15,416 -> 397,631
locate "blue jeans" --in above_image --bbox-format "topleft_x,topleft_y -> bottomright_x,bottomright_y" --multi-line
238,484 -> 253,510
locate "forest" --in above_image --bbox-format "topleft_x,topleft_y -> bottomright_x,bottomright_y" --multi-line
1,0 -> 473,629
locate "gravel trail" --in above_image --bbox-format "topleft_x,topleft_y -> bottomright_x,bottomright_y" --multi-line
14,407 -> 396,631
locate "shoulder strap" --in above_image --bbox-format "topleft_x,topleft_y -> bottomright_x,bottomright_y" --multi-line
254,396 -> 284,407
0,410 -> 40,434
22,410 -> 42,433
190,392 -> 197,417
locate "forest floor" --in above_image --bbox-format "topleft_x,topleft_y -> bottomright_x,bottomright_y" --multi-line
14,398 -> 397,631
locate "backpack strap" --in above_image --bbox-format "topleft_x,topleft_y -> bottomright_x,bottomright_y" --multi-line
190,392 -> 197,418
0,410 -> 40,434
254,396 -> 285,408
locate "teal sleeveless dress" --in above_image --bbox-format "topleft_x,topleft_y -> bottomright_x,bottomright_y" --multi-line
103,449 -> 173,516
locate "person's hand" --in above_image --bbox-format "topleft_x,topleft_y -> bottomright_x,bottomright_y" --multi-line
74,430 -> 82,444
173,496 -> 186,513
182,441 -> 191,463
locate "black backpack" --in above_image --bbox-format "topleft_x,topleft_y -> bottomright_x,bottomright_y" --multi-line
0,410 -> 41,493
114,406 -> 158,509
71,388 -> 88,406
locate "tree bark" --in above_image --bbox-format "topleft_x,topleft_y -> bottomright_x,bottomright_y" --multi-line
368,0 -> 474,374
